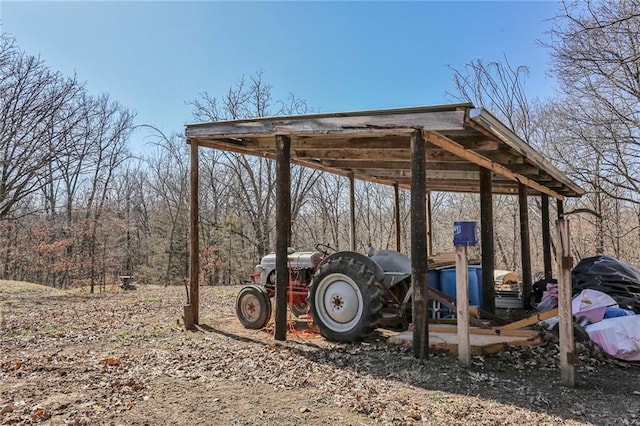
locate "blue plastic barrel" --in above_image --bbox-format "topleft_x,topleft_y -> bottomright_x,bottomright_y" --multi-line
427,270 -> 440,318
427,270 -> 440,291
468,265 -> 483,308
440,267 -> 481,308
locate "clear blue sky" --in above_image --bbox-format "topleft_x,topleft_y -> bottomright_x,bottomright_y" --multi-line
1,1 -> 560,150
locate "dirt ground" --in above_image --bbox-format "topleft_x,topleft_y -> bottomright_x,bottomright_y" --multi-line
2,280 -> 640,425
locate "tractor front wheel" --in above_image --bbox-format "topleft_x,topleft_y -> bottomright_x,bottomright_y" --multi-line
236,285 -> 272,329
309,257 -> 382,342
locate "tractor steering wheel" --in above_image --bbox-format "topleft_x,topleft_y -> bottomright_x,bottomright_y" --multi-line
314,242 -> 335,256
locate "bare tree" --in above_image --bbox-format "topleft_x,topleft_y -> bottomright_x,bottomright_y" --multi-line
546,0 -> 640,204
0,34 -> 84,219
189,70 -> 319,260
447,57 -> 533,141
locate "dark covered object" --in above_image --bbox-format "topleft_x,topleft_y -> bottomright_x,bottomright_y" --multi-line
572,255 -> 640,313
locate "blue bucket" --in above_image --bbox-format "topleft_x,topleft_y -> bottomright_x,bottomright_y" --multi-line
453,221 -> 478,247
440,267 -> 481,308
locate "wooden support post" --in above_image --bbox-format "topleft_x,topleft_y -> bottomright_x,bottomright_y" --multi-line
542,194 -> 553,280
188,140 -> 200,327
557,199 -> 564,218
427,191 -> 434,256
518,182 -> 532,310
394,183 -> 401,252
455,246 -> 471,367
275,135 -> 291,342
479,168 -> 495,314
411,130 -> 429,360
556,217 -> 575,387
349,173 -> 356,251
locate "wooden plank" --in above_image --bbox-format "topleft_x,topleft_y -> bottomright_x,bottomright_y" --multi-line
274,135 -> 291,341
423,131 -> 565,200
519,183 -> 533,310
320,159 -> 411,169
188,141 -> 200,327
394,183 -> 401,252
294,148 -> 410,161
557,218 -> 576,387
427,191 -> 433,256
349,174 -> 356,251
498,308 -> 559,330
411,129 -> 429,360
186,110 -> 466,138
456,246 -> 471,367
427,324 -> 538,338
458,139 -> 501,151
389,329 -> 540,355
261,136 -> 412,150
542,194 -> 553,280
480,167 -> 496,314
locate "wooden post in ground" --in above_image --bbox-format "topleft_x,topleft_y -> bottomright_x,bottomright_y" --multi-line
411,130 -> 428,360
542,194 -> 553,280
479,168 -> 495,314
394,183 -> 401,252
427,191 -> 434,256
455,246 -> 471,366
556,217 -> 575,387
274,135 -> 291,342
518,182 -> 532,309
187,140 -> 200,327
349,173 -> 356,251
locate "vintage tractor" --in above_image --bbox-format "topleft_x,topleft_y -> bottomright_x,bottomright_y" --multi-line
236,243 -> 413,342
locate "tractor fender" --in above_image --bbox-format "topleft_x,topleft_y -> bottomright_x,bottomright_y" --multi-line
370,249 -> 411,289
320,251 -> 385,284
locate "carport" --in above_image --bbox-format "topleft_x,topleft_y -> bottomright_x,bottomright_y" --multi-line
184,103 -> 584,386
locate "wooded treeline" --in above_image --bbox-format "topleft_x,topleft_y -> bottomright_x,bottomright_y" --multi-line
1,1 -> 638,291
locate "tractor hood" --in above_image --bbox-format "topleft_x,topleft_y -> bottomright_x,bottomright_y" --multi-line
260,251 -> 323,269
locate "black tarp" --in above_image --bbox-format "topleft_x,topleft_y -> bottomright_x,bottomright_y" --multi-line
572,255 -> 640,313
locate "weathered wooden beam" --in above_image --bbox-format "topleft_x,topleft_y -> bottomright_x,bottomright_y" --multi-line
557,218 -> 575,387
186,110 -> 466,138
320,159 -> 411,169
458,138 -> 501,151
456,246 -> 471,367
411,129 -> 429,360
480,168 -> 496,314
423,131 -> 564,200
498,308 -> 558,330
250,136 -> 412,150
274,135 -> 291,341
394,183 -> 401,252
349,174 -> 356,251
510,164 -> 542,175
542,194 -> 553,280
519,183 -> 532,310
557,199 -> 564,218
294,148 -> 410,161
188,140 -> 200,326
427,191 -> 433,256
320,159 -> 510,172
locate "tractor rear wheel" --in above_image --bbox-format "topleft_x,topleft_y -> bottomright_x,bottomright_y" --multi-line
236,285 -> 272,329
309,256 -> 382,342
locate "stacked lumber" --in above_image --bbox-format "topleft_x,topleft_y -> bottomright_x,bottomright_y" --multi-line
428,252 -> 480,270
